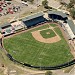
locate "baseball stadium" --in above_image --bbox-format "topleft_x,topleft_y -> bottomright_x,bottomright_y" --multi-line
1,10 -> 75,70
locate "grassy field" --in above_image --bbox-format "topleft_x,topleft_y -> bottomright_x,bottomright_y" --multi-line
40,29 -> 56,38
49,24 -> 57,27
3,24 -> 73,66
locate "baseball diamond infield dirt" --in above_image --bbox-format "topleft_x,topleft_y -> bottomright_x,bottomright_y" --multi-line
31,28 -> 61,43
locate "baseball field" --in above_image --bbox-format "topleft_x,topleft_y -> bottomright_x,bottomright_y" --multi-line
3,24 -> 73,66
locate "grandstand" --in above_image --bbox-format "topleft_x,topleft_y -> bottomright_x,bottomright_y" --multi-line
0,11 -> 75,40
22,12 -> 46,28
11,21 -> 25,31
66,20 -> 75,34
47,10 -> 75,40
48,11 -> 68,21
0,23 -> 15,36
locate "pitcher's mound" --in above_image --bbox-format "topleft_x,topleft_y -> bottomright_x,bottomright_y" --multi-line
46,32 -> 50,34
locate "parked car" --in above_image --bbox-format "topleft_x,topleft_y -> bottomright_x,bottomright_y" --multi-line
0,14 -> 2,17
0,7 -> 2,12
7,2 -> 11,5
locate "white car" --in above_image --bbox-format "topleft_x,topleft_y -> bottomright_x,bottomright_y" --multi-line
21,1 -> 28,6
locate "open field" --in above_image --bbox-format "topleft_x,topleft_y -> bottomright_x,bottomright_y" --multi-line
3,24 -> 73,66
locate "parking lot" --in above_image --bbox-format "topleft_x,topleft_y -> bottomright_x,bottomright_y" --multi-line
0,0 -> 30,17
0,0 -> 38,25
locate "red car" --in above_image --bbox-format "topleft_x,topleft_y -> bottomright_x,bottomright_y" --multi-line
0,7 -> 2,12
0,2 -> 3,5
9,10 -> 13,14
8,8 -> 13,14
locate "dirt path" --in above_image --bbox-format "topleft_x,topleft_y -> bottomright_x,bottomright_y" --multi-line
14,64 -> 46,75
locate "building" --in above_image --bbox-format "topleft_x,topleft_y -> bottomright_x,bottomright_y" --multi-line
0,23 -> 15,36
66,20 -> 75,35
22,12 -> 46,28
11,21 -> 25,32
48,11 -> 68,21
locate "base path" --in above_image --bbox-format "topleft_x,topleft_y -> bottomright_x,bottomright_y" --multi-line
31,29 -> 61,43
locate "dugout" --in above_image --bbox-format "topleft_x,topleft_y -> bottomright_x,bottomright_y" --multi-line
48,11 -> 68,21
22,12 -> 46,28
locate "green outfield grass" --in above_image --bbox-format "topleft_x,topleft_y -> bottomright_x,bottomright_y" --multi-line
50,24 -> 57,27
40,29 -> 56,38
3,24 -> 73,66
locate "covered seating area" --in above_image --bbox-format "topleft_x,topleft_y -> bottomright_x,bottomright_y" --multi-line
22,12 -> 46,28
48,11 -> 68,21
66,20 -> 75,35
11,21 -> 25,31
0,23 -> 15,36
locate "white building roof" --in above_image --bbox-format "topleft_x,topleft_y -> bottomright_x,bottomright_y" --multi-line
11,21 -> 24,30
64,23 -> 75,39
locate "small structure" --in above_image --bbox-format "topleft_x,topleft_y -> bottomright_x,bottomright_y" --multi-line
22,12 -> 46,28
11,21 -> 25,32
0,23 -> 15,36
48,11 -> 68,21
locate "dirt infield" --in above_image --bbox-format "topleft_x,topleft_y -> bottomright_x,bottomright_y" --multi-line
31,28 -> 61,43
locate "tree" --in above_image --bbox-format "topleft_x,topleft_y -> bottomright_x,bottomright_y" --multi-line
70,8 -> 75,19
42,0 -> 48,8
70,0 -> 75,4
45,71 -> 52,75
67,0 -> 75,9
67,2 -> 74,9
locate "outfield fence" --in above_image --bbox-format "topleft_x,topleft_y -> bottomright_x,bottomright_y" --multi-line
7,53 -> 75,70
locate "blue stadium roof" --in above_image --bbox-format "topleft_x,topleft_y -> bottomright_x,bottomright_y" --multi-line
48,11 -> 68,18
22,12 -> 44,22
